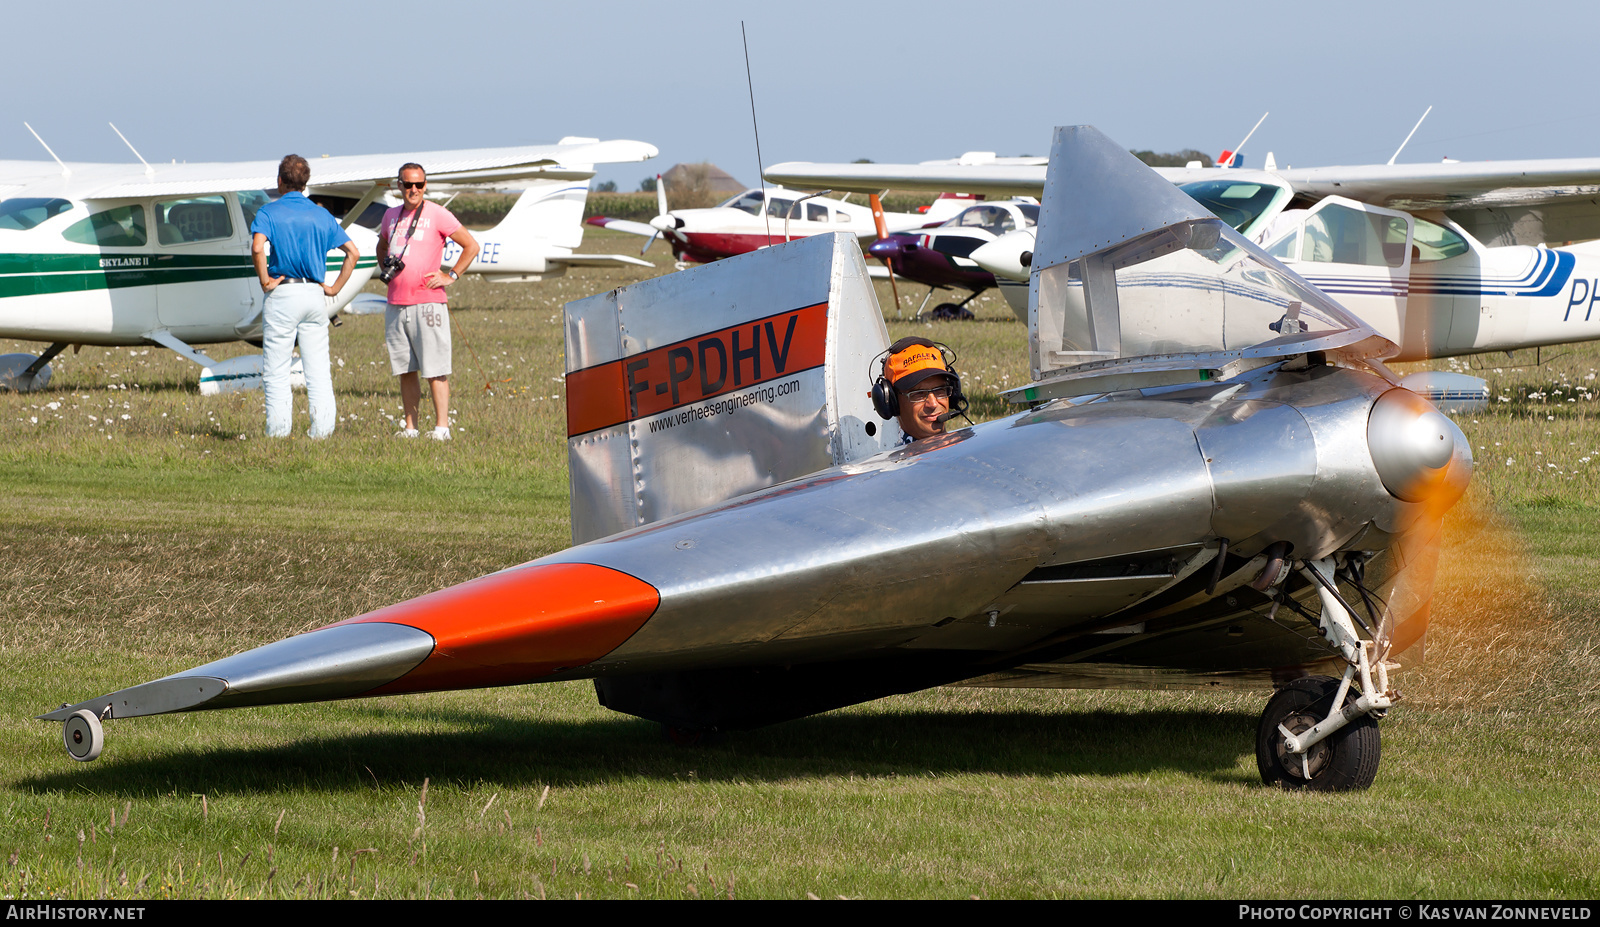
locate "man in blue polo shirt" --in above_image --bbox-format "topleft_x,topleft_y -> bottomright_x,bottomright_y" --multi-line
249,154 -> 360,438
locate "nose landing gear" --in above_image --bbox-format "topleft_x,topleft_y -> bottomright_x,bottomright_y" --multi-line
1256,675 -> 1381,791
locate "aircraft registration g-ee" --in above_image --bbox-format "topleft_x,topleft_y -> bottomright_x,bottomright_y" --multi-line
41,126 -> 1472,793
0,136 -> 658,391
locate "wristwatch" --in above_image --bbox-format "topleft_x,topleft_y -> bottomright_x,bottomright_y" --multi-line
447,270 -> 459,280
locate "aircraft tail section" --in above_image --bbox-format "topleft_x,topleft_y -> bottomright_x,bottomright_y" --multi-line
563,233 -> 896,544
485,177 -> 594,249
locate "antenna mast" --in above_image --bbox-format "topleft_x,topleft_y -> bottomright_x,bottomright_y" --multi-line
741,21 -> 772,244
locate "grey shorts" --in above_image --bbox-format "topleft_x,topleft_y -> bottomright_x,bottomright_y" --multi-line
385,302 -> 452,379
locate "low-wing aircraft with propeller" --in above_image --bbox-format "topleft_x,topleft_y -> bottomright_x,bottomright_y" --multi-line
39,126 -> 1472,793
0,133 -> 658,392
863,198 -> 1039,319
585,175 -> 945,265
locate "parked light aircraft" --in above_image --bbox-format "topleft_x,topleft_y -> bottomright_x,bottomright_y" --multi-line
0,137 -> 658,392
765,154 -> 1600,380
40,126 -> 1472,793
864,199 -> 1039,319
586,181 -> 941,265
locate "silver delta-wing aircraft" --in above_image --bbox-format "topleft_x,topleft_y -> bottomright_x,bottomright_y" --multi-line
0,136 -> 657,391
41,127 -> 1470,793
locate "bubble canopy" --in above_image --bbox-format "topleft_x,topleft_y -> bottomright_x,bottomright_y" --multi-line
1022,127 -> 1393,394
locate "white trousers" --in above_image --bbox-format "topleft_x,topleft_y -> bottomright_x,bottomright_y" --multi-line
262,283 -> 334,439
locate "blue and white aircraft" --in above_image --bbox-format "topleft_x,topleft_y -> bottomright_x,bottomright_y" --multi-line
766,154 -> 1600,405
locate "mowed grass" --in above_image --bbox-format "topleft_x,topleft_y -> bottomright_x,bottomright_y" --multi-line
0,229 -> 1597,899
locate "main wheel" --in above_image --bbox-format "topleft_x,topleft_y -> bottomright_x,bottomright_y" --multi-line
929,303 -> 975,321
1256,675 -> 1380,791
63,709 -> 104,763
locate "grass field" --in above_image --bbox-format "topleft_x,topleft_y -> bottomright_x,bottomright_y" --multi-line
1,229 -> 1597,899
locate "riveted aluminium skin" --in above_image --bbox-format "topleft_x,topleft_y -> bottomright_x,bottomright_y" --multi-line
531,359 -> 1443,680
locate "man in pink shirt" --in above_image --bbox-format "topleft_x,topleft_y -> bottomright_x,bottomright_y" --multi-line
377,163 -> 480,440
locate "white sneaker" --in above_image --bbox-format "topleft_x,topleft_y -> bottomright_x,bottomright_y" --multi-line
429,426 -> 451,441
396,427 -> 419,439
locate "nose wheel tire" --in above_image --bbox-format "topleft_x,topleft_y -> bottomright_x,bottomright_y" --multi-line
63,709 -> 104,763
1256,675 -> 1380,791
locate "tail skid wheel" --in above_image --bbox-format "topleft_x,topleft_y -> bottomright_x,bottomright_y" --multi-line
63,709 -> 104,763
1256,675 -> 1380,791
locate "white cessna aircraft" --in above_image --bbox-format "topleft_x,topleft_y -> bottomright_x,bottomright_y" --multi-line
766,155 -> 1600,394
0,135 -> 657,392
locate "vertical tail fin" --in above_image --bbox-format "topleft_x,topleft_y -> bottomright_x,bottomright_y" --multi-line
483,176 -> 595,249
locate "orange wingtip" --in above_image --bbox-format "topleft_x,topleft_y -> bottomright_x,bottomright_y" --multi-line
329,562 -> 659,695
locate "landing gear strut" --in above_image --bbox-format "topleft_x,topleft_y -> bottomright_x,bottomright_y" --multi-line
1256,557 -> 1395,791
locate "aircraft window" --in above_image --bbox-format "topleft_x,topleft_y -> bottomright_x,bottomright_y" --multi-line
1179,180 -> 1287,233
835,211 -> 849,223
806,202 -> 829,222
237,190 -> 270,229
765,197 -> 796,219
1018,204 -> 1040,226
61,205 -> 147,247
1299,204 -> 1406,267
155,195 -> 233,244
1267,229 -> 1299,261
0,198 -> 73,231
955,206 -> 1016,236
722,192 -> 765,215
1412,217 -> 1470,262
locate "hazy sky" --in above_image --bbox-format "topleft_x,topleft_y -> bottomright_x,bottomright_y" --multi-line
8,0 -> 1598,192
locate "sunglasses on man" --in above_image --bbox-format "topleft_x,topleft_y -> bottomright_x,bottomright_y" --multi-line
904,385 -> 952,403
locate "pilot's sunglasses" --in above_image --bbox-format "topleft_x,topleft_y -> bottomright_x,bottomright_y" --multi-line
400,181 -> 426,189
905,386 -> 952,402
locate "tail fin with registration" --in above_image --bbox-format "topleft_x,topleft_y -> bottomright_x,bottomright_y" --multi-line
563,232 -> 895,544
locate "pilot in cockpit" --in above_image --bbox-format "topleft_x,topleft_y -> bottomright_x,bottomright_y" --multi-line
870,336 -> 972,444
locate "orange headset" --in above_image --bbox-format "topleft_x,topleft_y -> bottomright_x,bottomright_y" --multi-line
870,336 -> 968,421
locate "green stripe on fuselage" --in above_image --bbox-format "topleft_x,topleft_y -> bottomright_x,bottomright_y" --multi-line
0,253 -> 377,299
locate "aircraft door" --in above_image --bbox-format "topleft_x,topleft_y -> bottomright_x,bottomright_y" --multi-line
153,193 -> 255,338
1264,196 -> 1412,346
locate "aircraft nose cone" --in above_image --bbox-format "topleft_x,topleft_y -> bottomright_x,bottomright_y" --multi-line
970,230 -> 1036,282
867,239 -> 906,259
1367,388 -> 1465,502
649,214 -> 682,232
